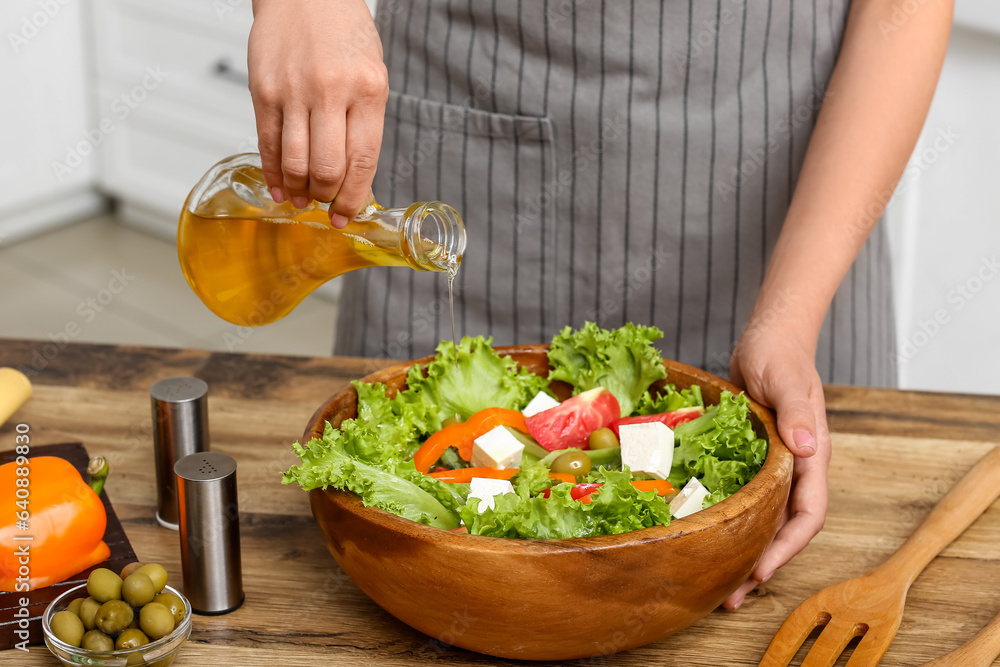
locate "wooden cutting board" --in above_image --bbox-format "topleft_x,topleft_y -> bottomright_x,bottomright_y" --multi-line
0,442 -> 137,649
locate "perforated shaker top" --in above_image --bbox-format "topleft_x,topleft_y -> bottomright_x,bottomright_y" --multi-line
174,451 -> 236,482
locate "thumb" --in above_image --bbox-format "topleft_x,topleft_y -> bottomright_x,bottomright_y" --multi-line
769,382 -> 818,458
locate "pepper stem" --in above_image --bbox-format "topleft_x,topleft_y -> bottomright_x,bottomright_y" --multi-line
87,455 -> 109,496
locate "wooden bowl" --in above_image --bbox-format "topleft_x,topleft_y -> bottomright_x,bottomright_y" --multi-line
305,346 -> 793,661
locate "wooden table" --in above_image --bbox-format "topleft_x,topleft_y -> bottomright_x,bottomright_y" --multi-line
2,338 -> 999,666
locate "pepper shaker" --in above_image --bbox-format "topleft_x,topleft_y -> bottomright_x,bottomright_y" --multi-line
174,451 -> 244,614
150,377 -> 210,529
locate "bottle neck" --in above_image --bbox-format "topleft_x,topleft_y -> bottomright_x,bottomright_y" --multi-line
356,201 -> 466,276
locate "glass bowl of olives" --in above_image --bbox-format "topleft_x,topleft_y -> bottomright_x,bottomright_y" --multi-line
42,562 -> 192,666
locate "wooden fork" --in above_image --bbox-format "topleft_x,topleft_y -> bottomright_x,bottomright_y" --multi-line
758,446 -> 1000,667
917,609 -> 1000,666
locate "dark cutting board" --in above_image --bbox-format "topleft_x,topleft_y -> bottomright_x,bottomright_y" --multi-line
0,442 -> 137,649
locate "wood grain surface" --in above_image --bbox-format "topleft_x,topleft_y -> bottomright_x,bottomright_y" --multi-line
1,338 -> 999,666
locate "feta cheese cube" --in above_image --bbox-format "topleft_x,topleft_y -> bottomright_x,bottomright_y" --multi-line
670,477 -> 710,519
468,477 -> 515,513
522,390 -> 561,417
471,425 -> 525,469
619,422 -> 674,480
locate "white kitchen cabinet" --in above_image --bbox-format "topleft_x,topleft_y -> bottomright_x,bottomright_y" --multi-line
0,0 -> 104,245
884,3 -> 1000,395
89,0 -> 259,239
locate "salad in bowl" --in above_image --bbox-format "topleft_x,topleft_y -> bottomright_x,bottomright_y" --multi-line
284,322 -> 767,539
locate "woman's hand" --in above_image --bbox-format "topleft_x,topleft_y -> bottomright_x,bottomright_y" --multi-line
722,322 -> 831,610
248,0 -> 389,228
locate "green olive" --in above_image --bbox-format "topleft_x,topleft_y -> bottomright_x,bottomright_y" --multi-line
79,597 -> 101,630
65,597 -> 84,617
86,568 -> 123,603
153,592 -> 187,625
588,427 -> 620,450
50,610 -> 85,647
122,572 -> 156,607
551,450 -> 592,478
136,564 -> 168,593
441,415 -> 462,428
115,628 -> 150,650
120,561 -> 145,579
81,629 -> 114,652
128,615 -> 140,629
95,599 -> 134,635
139,602 -> 175,640
126,653 -> 147,666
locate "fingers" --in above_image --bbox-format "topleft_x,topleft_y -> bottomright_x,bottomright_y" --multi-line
281,110 -> 312,209
251,86 -> 286,203
754,453 -> 829,580
722,576 -> 760,610
768,373 -> 822,458
308,107 -> 348,204
328,91 -> 386,228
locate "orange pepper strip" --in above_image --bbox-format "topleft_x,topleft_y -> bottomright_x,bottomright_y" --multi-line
412,422 -> 472,473
548,472 -> 576,485
412,408 -> 531,472
427,467 -> 519,483
456,408 -> 528,461
630,480 -> 676,496
578,493 -> 594,505
1,457 -> 110,592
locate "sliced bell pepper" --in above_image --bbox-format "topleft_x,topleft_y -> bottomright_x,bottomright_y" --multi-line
1,457 -> 110,592
547,472 -> 576,485
578,493 -> 594,505
412,408 -> 531,473
629,479 -> 676,496
427,467 -> 519,483
609,407 -> 704,439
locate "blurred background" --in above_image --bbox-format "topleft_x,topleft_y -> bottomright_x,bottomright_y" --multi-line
0,0 -> 997,394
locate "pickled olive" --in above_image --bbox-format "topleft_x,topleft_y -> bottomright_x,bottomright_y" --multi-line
441,415 -> 462,428
95,599 -> 134,635
65,598 -> 84,617
588,427 -> 620,450
79,597 -> 101,630
86,568 -> 123,603
551,450 -> 592,477
115,628 -> 150,650
81,629 -> 114,652
122,572 -> 156,607
139,602 -> 175,640
153,592 -> 187,625
136,564 -> 168,593
50,610 -> 85,647
120,561 -> 145,579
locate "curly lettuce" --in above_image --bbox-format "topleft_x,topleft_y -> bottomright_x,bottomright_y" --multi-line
547,322 -> 667,416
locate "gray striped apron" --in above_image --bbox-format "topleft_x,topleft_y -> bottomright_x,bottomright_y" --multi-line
334,0 -> 898,388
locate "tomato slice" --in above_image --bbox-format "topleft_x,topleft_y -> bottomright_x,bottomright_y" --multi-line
609,407 -> 704,439
525,387 -> 621,451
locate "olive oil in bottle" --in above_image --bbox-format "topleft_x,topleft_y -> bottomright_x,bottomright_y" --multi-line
178,154 -> 465,328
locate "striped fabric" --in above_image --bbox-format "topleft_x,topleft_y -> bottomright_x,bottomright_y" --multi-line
334,0 -> 898,387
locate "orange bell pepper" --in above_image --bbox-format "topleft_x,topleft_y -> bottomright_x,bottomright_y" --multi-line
412,408 -> 530,473
0,457 -> 110,592
427,467 -> 519,483
630,480 -> 676,496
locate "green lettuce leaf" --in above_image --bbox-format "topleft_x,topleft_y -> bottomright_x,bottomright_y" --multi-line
547,322 -> 667,416
282,420 -> 462,529
667,391 -> 768,507
462,467 -> 672,539
634,383 -> 704,414
399,336 -> 549,431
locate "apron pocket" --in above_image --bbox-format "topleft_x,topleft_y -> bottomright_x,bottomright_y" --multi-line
353,90 -> 557,359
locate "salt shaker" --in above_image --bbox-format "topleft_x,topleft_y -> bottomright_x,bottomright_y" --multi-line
150,377 -> 210,529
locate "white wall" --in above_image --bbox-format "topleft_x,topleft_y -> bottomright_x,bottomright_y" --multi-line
0,0 -> 105,244
885,1 -> 1000,394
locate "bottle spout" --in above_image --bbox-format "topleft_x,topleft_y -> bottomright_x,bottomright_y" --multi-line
403,202 -> 467,275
